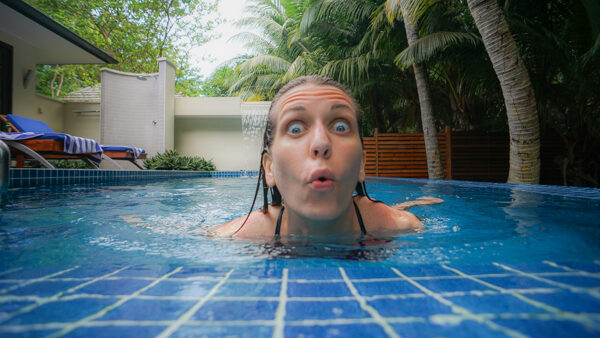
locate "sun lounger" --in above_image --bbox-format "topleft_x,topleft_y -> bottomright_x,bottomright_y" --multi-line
0,114 -> 103,168
0,114 -> 147,170
100,145 -> 147,169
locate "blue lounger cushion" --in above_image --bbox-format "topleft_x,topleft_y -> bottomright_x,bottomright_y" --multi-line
6,114 -> 54,133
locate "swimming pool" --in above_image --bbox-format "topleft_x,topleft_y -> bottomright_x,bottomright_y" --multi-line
1,175 -> 599,336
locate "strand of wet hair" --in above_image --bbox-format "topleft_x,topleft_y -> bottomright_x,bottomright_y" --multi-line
354,181 -> 383,203
232,163 -> 265,235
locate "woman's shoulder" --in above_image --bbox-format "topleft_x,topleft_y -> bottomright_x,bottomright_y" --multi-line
211,205 -> 282,237
354,196 -> 424,231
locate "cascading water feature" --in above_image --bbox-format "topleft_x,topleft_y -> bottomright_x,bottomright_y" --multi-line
240,102 -> 270,173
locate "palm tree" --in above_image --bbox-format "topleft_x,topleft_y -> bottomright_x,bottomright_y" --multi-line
466,0 -> 540,184
397,1 -> 444,179
229,0 -> 318,100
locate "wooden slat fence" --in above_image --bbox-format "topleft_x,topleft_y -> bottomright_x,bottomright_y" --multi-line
364,128 -> 563,184
364,127 -> 451,178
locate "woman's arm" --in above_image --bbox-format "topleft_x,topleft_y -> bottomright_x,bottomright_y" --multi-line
392,196 -> 444,210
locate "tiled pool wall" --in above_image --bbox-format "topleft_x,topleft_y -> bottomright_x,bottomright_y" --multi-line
7,169 -> 260,188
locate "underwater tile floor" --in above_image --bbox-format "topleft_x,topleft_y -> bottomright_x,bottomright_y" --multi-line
1,261 -> 599,337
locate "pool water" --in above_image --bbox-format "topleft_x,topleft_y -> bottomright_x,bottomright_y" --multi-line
1,177 -> 599,337
1,177 -> 599,267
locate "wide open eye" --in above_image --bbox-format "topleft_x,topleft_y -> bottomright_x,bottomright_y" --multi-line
333,120 -> 350,133
287,122 -> 304,135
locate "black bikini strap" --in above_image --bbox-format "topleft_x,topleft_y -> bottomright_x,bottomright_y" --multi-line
275,206 -> 284,236
353,200 -> 367,235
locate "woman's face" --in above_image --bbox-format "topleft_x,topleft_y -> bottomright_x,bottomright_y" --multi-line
263,83 -> 365,221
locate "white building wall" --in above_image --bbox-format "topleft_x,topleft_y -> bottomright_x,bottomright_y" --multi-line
0,32 -> 64,131
63,102 -> 101,140
173,99 -> 269,171
159,58 -> 176,152
100,68 -> 161,154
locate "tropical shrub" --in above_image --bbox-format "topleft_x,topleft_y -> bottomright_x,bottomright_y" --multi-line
143,150 -> 216,171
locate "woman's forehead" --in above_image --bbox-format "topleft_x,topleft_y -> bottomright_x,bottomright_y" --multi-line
275,84 -> 355,116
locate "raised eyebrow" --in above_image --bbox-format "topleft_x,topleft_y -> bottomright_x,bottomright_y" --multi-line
330,103 -> 354,111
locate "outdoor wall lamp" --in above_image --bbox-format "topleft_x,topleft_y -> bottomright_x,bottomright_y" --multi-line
23,69 -> 33,88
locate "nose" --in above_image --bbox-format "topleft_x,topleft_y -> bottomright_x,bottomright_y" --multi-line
310,123 -> 331,159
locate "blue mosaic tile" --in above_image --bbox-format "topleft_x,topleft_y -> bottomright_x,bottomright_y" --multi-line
493,319 -> 600,337
0,300 -> 36,320
65,325 -> 166,338
287,282 -> 351,297
288,267 -> 341,280
215,281 -> 280,297
142,280 -> 216,297
391,320 -> 499,338
542,275 -> 600,287
98,299 -> 196,321
394,265 -> 456,277
0,329 -> 59,337
77,279 -> 152,295
446,264 -> 510,275
0,282 -> 18,290
170,267 -> 229,280
553,262 -> 600,273
192,300 -> 278,321
9,170 -> 258,188
525,291 -> 600,312
4,298 -> 115,324
352,280 -> 422,296
344,268 -> 399,279
10,280 -> 82,297
478,276 -> 555,289
415,278 -> 490,293
500,263 -> 565,273
59,266 -> 122,278
0,267 -> 71,280
368,297 -> 453,317
286,300 -> 369,320
286,323 -> 388,337
172,325 -> 273,337
114,266 -> 175,278
446,294 -> 550,314
229,267 -> 282,279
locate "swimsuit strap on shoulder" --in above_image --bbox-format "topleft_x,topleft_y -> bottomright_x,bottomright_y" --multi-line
353,200 -> 367,235
275,205 -> 285,236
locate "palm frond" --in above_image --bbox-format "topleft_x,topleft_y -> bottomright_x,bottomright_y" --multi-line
395,31 -> 480,68
237,55 -> 292,74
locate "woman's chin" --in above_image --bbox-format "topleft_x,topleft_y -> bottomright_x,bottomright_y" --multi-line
298,205 -> 345,222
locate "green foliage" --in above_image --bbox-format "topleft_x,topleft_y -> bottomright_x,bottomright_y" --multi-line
143,150 -> 216,171
228,0 -> 599,185
176,65 -> 236,97
50,160 -> 90,169
25,159 -> 91,169
25,0 -> 220,98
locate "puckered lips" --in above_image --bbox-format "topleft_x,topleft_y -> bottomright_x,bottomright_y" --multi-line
308,168 -> 335,191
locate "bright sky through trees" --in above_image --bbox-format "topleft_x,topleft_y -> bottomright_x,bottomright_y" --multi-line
190,0 -> 249,78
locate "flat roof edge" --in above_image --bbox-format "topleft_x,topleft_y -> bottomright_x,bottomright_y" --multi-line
1,0 -> 118,64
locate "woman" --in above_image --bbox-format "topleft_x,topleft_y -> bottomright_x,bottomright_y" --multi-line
213,76 -> 442,241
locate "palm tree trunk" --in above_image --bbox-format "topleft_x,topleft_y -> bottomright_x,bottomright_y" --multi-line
467,0 -> 540,184
401,9 -> 445,180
